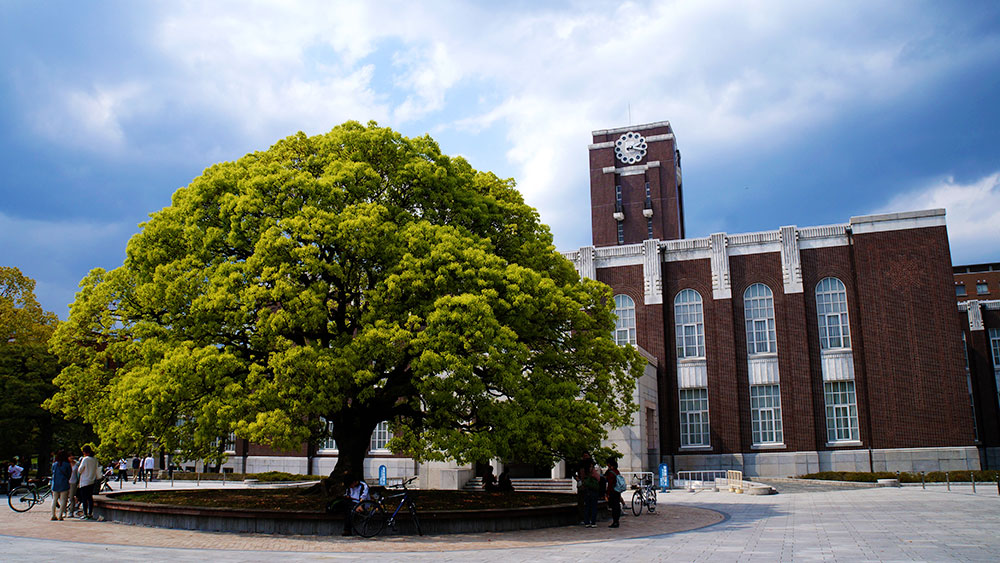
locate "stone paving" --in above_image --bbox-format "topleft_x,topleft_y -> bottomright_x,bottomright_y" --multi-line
3,480 -> 1000,561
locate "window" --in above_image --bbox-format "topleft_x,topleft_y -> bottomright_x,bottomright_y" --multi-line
674,289 -> 705,358
644,182 -> 651,198
744,283 -> 776,354
615,185 -> 622,203
750,384 -> 783,444
219,432 -> 236,453
956,284 -> 967,296
977,282 -> 989,295
647,218 -> 654,239
990,328 -> 1000,370
617,221 -> 625,245
319,418 -> 337,451
370,421 -> 392,451
824,381 -> 859,442
962,333 -> 979,442
816,277 -> 851,350
613,294 -> 637,346
679,388 -> 710,447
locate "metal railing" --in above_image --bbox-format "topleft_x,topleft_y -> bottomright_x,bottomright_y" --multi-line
675,470 -> 728,490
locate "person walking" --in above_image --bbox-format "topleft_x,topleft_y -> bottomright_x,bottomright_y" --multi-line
142,454 -> 155,481
131,456 -> 141,483
604,458 -> 624,528
117,458 -> 128,482
76,445 -> 100,520
8,459 -> 24,489
50,451 -> 72,521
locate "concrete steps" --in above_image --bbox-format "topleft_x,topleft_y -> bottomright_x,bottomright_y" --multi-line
462,477 -> 575,493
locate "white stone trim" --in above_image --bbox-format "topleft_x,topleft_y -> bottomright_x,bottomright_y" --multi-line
593,121 -> 671,136
967,299 -> 984,331
645,133 -> 675,142
747,355 -> 780,385
982,300 -> 1000,310
849,208 -> 946,234
780,226 -> 803,294
710,233 -> 732,300
602,161 -> 661,176
588,133 -> 674,151
821,350 -> 855,381
662,237 -> 711,262
677,359 -> 708,388
643,239 -> 663,304
588,141 -> 616,149
799,223 -> 850,249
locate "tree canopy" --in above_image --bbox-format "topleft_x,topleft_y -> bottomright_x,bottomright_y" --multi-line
1,267 -> 92,470
46,121 -> 644,481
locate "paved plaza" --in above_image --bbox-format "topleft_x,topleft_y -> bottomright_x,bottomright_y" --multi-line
2,480 -> 1000,561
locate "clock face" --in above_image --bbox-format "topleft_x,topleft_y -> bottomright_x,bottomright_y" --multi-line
614,132 -> 647,164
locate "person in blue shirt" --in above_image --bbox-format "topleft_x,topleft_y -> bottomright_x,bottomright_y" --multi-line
50,451 -> 72,521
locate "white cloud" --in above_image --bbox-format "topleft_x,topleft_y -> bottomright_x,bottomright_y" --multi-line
29,82 -> 147,153
875,173 -> 1000,264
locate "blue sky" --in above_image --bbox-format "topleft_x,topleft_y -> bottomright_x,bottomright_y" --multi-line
2,1 -> 1000,318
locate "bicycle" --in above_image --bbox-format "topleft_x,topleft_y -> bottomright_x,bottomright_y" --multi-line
8,478 -> 53,512
349,476 -> 422,537
630,474 -> 657,516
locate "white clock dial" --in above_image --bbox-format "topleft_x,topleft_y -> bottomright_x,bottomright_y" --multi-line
614,132 -> 647,164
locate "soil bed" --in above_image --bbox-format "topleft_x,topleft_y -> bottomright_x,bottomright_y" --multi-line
113,488 -> 571,512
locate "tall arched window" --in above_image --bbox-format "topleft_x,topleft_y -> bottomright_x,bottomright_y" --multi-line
370,421 -> 392,451
319,417 -> 337,451
816,277 -> 851,349
674,289 -> 705,358
613,294 -> 637,346
744,283 -> 776,354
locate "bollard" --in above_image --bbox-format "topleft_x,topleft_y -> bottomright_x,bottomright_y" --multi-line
222,471 -> 226,486
996,475 -> 999,496
197,472 -> 201,487
946,472 -> 950,491
972,473 -> 976,494
921,472 -> 925,490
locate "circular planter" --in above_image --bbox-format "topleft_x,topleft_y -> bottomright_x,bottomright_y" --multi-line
95,491 -> 580,535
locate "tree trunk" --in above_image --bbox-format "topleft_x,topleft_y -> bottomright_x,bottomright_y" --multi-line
303,414 -> 378,499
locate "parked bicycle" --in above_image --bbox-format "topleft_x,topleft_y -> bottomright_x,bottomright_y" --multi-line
631,474 -> 657,516
350,476 -> 422,537
8,478 -> 53,512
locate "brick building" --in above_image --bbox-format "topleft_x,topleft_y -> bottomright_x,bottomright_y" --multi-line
215,119 -> 983,481
560,120 -> 980,476
955,263 -> 1000,469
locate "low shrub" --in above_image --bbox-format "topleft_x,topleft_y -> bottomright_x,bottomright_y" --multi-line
162,471 -> 323,482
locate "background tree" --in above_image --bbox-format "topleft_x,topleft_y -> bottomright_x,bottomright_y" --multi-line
46,121 -> 644,488
1,267 -> 94,474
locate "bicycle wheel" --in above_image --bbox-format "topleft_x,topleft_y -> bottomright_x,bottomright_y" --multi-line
350,500 -> 386,538
407,500 -> 422,536
646,488 -> 657,512
631,490 -> 644,516
8,487 -> 36,512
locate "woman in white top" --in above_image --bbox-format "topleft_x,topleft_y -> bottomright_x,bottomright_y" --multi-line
76,445 -> 100,519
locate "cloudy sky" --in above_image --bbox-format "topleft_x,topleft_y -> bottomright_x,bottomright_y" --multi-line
2,1 -> 1000,318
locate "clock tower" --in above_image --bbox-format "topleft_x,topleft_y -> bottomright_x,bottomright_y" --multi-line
589,121 -> 684,247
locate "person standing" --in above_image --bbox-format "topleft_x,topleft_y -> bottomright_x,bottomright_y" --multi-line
604,458 -> 623,528
131,456 -> 141,483
76,445 -> 100,520
67,455 -> 80,516
117,458 -> 128,482
50,451 -> 72,521
579,460 -> 601,528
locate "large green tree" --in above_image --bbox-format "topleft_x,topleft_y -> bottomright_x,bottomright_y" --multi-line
46,121 -> 643,486
1,267 -> 93,473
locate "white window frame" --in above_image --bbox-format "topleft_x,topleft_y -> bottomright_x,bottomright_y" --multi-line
744,283 -> 776,355
674,289 -> 705,359
613,294 -> 637,346
679,388 -> 710,447
816,277 -> 851,350
824,381 -> 860,443
319,417 -> 337,452
370,421 -> 392,452
750,384 -> 783,445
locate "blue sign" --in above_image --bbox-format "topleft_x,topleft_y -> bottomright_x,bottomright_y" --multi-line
378,465 -> 387,486
659,462 -> 670,492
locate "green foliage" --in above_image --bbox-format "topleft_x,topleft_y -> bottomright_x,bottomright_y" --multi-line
47,121 -> 644,476
0,267 -> 95,468
799,470 -> 1000,483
